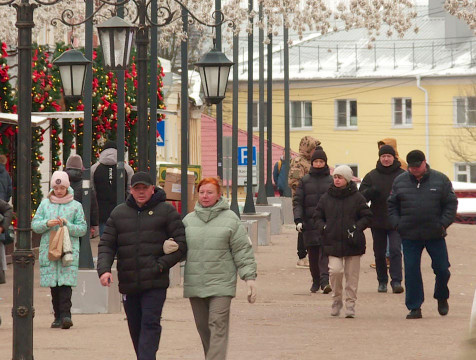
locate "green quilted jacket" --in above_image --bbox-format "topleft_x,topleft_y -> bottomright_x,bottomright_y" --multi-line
183,197 -> 257,298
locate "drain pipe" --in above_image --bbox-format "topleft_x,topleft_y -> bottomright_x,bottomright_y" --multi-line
416,75 -> 430,162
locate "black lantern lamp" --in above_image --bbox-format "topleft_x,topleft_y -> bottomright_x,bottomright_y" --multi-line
96,16 -> 135,70
195,46 -> 234,105
53,49 -> 91,100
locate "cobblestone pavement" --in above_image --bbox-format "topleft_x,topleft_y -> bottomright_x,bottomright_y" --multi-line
0,224 -> 475,359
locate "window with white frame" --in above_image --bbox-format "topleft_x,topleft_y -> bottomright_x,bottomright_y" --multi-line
336,99 -> 358,128
334,164 -> 359,178
454,97 -> 476,126
290,101 -> 312,129
455,163 -> 476,183
251,101 -> 267,130
392,98 -> 412,126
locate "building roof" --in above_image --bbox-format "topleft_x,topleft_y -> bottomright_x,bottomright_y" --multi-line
236,5 -> 476,81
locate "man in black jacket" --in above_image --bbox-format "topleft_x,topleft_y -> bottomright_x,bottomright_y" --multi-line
91,141 -> 134,236
360,145 -> 405,294
97,172 -> 187,359
388,150 -> 458,320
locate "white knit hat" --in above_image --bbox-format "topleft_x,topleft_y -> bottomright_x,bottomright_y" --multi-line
333,165 -> 353,183
50,171 -> 70,189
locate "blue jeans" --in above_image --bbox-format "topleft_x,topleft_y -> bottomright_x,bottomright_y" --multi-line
99,223 -> 106,237
402,238 -> 451,310
123,288 -> 167,360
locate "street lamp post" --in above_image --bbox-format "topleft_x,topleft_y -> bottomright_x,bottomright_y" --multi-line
265,30 -> 274,197
283,24 -> 292,197
243,0 -> 255,214
256,2 -> 267,205
9,2 -> 36,358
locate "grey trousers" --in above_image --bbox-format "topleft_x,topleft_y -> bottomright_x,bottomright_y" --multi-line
190,296 -> 232,360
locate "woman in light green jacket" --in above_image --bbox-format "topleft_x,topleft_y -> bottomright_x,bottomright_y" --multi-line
183,177 -> 257,360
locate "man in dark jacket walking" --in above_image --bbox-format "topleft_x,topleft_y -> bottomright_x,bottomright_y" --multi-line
97,172 -> 187,359
388,150 -> 458,319
360,145 -> 405,294
91,141 -> 134,236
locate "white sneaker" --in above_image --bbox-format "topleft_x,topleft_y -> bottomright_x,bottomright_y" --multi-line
345,306 -> 355,318
296,258 -> 309,268
331,301 -> 343,316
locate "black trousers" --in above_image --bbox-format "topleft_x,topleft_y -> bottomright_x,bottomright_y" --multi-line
307,245 -> 329,286
123,288 -> 167,360
50,286 -> 72,319
371,228 -> 402,285
297,232 -> 307,259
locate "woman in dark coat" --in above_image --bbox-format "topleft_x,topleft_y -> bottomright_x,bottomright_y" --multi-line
315,165 -> 372,318
293,147 -> 333,293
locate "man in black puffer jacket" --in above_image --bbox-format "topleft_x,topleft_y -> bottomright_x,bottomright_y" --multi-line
388,150 -> 457,320
97,171 -> 187,359
360,145 -> 405,294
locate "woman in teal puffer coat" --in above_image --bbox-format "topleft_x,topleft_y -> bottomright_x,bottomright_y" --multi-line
183,177 -> 257,360
32,171 -> 87,329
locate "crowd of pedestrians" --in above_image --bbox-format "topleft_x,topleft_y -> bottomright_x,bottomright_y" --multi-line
287,136 -> 457,321
0,134 -> 460,359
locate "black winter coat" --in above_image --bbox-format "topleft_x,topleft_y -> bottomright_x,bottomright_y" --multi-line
97,187 -> 187,295
65,168 -> 100,226
293,166 -> 333,247
359,160 -> 405,230
387,165 -> 458,241
94,163 -> 128,223
314,182 -> 372,257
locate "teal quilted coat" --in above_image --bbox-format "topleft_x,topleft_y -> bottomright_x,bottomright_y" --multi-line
183,197 -> 257,298
32,188 -> 87,287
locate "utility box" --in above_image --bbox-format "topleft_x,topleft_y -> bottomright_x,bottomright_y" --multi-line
163,168 -> 196,208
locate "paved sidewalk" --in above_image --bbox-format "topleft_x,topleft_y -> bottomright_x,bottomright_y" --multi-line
0,224 -> 475,359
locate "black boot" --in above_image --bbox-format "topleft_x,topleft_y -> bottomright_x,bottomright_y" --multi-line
310,282 -> 320,293
61,316 -> 73,329
0,270 -> 5,284
50,287 -> 61,327
58,286 -> 73,329
51,318 -> 61,328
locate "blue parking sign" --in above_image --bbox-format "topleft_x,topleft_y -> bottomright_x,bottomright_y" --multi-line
237,146 -> 256,165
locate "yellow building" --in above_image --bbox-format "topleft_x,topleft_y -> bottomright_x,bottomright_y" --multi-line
222,3 -> 476,182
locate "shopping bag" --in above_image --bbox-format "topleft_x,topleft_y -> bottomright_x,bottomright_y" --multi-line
48,226 -> 64,261
62,226 -> 73,267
